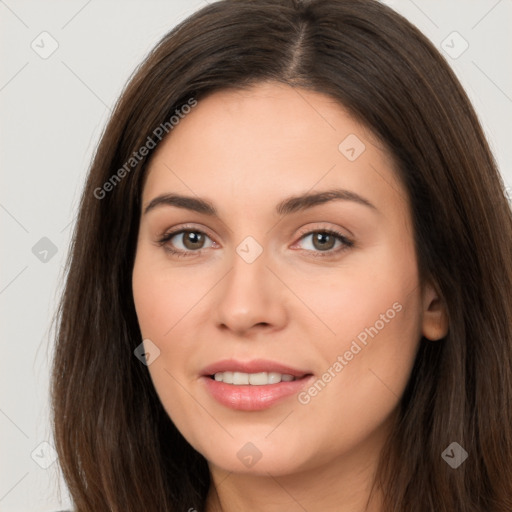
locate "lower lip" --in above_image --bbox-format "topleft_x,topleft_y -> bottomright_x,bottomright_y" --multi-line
202,375 -> 313,411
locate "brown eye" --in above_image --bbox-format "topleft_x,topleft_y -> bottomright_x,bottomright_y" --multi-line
311,232 -> 337,251
295,229 -> 354,257
157,228 -> 215,256
181,230 -> 206,250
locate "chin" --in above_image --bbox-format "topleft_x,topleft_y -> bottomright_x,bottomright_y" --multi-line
188,428 -> 319,476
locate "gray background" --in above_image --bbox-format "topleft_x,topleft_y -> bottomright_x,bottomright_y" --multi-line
1,1 -> 510,510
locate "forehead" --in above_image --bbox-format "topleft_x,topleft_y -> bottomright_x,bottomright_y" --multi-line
142,81 -> 406,216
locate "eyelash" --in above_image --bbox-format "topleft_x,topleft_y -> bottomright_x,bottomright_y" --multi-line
156,225 -> 354,259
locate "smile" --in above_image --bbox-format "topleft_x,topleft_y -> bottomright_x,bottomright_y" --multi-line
201,359 -> 313,411
211,371 -> 297,385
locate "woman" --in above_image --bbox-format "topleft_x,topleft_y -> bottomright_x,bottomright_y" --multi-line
51,0 -> 512,511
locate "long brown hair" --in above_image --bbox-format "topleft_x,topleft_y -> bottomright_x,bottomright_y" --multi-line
51,0 -> 512,510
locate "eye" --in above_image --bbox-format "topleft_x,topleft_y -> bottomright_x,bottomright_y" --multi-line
157,226 -> 353,258
294,229 -> 354,256
157,228 -> 215,256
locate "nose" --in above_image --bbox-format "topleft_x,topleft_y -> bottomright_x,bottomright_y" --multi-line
213,247 -> 288,337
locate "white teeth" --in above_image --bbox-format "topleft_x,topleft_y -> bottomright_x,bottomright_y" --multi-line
267,372 -> 281,384
213,371 -> 297,385
222,371 -> 234,384
233,372 -> 249,385
249,372 -> 268,385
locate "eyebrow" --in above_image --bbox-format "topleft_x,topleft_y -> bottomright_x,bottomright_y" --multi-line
143,188 -> 377,217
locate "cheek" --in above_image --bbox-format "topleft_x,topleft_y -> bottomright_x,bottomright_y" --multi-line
132,248 -> 206,340
301,268 -> 421,427
132,254 -> 201,425
293,242 -> 420,351
132,247 -> 217,392
296,242 -> 422,407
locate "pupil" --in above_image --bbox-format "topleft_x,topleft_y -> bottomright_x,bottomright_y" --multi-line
314,233 -> 334,251
184,231 -> 204,249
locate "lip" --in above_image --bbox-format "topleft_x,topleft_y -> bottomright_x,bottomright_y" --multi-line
201,359 -> 314,411
201,358 -> 310,378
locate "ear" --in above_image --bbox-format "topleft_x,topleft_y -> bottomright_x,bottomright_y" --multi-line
421,280 -> 449,341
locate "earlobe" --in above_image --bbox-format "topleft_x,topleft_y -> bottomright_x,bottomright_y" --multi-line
421,281 -> 449,341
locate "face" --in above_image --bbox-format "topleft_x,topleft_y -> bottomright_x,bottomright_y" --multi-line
132,81 -> 444,477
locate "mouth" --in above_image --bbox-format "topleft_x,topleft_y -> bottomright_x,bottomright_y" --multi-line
201,359 -> 314,411
209,371 -> 300,385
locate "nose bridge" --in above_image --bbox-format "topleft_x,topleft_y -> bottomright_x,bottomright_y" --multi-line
213,237 -> 287,334
224,242 -> 272,310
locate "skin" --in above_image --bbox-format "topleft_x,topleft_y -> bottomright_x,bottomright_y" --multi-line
132,81 -> 448,512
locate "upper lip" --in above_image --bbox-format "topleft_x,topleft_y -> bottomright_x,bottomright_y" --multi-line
201,359 -> 311,378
